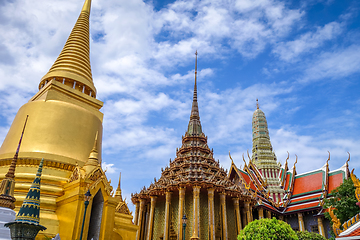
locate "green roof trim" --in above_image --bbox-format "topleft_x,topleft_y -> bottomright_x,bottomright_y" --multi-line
292,189 -> 323,198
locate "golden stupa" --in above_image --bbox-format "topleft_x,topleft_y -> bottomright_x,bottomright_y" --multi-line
0,0 -> 137,239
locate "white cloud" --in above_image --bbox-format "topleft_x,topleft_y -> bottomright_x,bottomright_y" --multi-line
302,44 -> 360,82
274,21 -> 343,61
102,162 -> 118,174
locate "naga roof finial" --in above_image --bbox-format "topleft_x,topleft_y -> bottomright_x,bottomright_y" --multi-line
229,151 -> 234,163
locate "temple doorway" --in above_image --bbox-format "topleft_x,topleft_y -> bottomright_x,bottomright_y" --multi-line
87,190 -> 104,240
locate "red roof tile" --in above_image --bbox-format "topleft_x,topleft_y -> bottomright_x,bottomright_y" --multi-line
285,201 -> 319,213
289,193 -> 322,204
329,172 -> 344,193
284,172 -> 291,191
293,172 -> 323,196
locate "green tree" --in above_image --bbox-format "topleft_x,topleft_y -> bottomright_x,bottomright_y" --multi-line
238,218 -> 298,240
296,231 -> 327,240
324,178 -> 360,224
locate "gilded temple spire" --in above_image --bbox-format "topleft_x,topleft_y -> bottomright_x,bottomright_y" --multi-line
190,50 -> 199,120
83,132 -> 99,173
40,0 -> 96,96
187,51 -> 202,136
0,115 -> 28,209
115,173 -> 123,200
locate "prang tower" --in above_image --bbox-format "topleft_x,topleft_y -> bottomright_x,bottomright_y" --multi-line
251,100 -> 285,203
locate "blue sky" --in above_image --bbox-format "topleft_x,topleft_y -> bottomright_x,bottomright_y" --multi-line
0,0 -> 360,214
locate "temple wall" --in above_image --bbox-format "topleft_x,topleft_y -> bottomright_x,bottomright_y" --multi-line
153,198 -> 165,239
286,215 -> 299,231
184,190 -> 194,240
303,212 -> 318,233
324,218 -> 331,238
170,193 -> 179,237
199,191 -> 208,240
214,193 -> 221,238
226,198 -> 236,240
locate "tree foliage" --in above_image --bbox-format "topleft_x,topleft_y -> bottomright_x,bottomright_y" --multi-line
237,218 -> 298,240
296,231 -> 327,240
324,178 -> 360,224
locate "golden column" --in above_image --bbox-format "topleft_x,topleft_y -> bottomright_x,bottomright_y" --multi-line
208,188 -> 215,240
178,187 -> 185,239
266,210 -> 271,219
298,213 -> 305,232
317,217 -> 326,237
164,191 -> 172,240
244,201 -> 252,224
146,196 -> 157,240
134,201 -> 140,225
241,207 -> 247,227
233,198 -> 242,234
191,186 -> 201,240
220,192 -> 228,240
258,208 -> 264,219
136,199 -> 146,240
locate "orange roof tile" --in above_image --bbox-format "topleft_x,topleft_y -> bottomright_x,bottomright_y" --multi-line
284,172 -> 292,191
239,170 -> 257,191
293,172 -> 323,196
285,201 -> 320,213
329,171 -> 344,193
290,193 -> 322,204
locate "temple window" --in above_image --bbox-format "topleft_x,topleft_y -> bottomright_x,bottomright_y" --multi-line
311,225 -> 319,233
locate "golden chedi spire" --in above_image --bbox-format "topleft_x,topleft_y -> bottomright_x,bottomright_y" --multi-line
83,132 -> 99,173
40,0 -> 96,97
0,0 -> 103,165
0,116 -> 28,209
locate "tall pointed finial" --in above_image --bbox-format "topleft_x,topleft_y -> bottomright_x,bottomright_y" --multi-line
256,99 -> 259,109
229,151 -> 234,163
187,51 -> 202,135
195,50 -> 198,89
191,50 -> 199,109
118,172 -> 121,190
5,115 -> 29,179
0,115 -> 29,209
115,172 -> 123,200
81,0 -> 91,13
83,132 -> 99,173
40,0 -> 96,97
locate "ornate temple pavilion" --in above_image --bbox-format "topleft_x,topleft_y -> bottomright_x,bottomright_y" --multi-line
0,0 -> 136,239
131,53 -> 256,240
228,102 -> 350,238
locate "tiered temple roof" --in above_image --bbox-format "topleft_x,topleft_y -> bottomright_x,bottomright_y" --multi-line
132,52 -> 249,201
230,145 -> 350,216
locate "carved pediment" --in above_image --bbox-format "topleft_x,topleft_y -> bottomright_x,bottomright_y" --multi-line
88,168 -> 103,181
115,201 -> 131,215
68,166 -> 85,183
